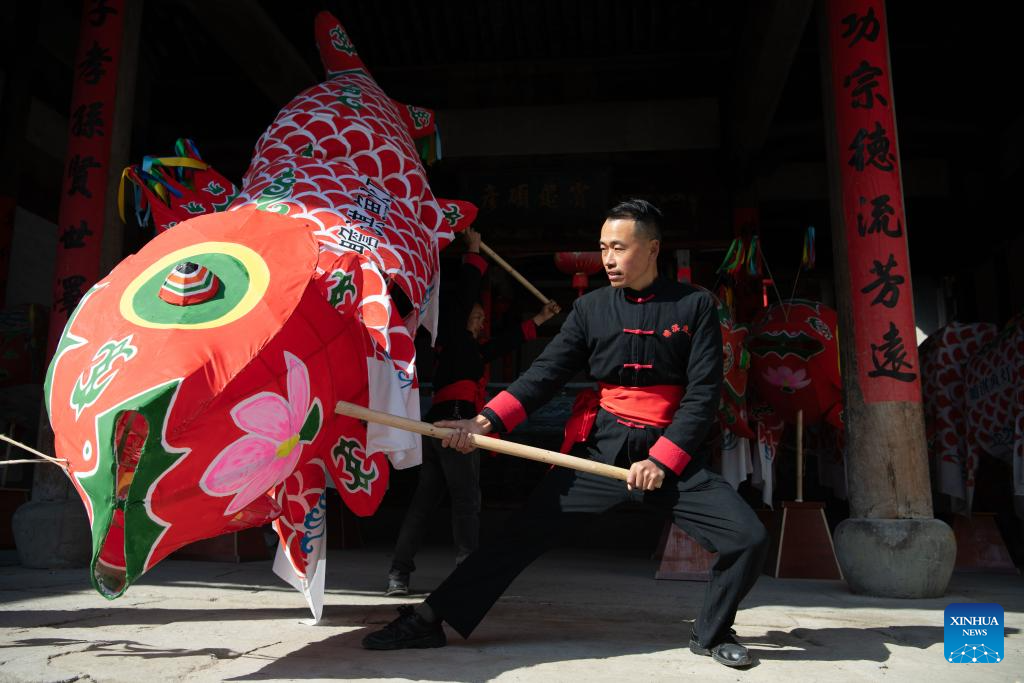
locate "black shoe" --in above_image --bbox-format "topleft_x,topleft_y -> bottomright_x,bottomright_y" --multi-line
362,605 -> 447,650
384,573 -> 409,597
689,628 -> 752,668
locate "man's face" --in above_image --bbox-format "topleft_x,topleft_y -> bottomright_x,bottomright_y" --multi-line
466,303 -> 486,338
600,219 -> 658,289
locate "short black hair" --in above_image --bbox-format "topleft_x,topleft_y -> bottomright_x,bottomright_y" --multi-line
604,198 -> 663,242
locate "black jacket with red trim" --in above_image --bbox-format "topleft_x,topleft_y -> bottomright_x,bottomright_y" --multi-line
480,277 -> 723,476
428,252 -> 537,421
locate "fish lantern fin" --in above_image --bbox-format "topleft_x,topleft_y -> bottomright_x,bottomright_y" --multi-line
434,198 -> 478,238
393,101 -> 441,165
315,11 -> 367,76
394,102 -> 436,140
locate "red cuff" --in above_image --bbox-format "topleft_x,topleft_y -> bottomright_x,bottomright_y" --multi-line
520,319 -> 537,341
483,390 -> 527,432
649,436 -> 692,475
463,253 -> 488,274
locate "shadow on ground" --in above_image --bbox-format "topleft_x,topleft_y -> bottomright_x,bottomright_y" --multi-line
225,604 -> 985,681
0,604 -> 375,629
2,636 -> 244,661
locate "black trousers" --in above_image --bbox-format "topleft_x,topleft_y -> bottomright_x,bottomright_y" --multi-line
426,462 -> 769,646
391,435 -> 482,574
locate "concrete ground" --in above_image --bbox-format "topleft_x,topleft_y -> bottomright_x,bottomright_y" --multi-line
0,545 -> 1022,682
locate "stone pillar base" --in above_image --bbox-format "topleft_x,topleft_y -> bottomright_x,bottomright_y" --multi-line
12,500 -> 91,569
835,518 -> 955,598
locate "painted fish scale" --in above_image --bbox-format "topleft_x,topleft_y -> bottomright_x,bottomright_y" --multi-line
233,156 -> 433,309
274,461 -> 327,581
243,71 -> 436,237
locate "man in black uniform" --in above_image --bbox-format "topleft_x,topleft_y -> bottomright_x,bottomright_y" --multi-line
364,200 -> 768,668
386,226 -> 559,596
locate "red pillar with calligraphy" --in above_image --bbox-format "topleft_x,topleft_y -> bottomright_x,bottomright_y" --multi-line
819,0 -> 954,597
46,0 -> 126,355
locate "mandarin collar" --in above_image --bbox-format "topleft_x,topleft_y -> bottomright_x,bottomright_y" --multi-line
622,277 -> 667,302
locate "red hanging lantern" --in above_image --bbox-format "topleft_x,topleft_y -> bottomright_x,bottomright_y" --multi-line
554,251 -> 603,297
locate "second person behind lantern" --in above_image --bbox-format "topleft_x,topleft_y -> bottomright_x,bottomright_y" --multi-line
384,227 -> 560,596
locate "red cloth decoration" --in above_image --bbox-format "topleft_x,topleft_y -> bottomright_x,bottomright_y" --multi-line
483,390 -> 528,432
649,436 -> 692,475
560,383 -> 685,454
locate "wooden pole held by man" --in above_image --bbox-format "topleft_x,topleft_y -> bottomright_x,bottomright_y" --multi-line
335,401 -> 628,482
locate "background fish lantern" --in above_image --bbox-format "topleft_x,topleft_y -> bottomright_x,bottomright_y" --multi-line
919,322 -> 998,514
718,299 -> 754,441
716,298 -> 758,490
46,11 -> 476,621
745,300 -> 843,504
962,313 -> 1024,519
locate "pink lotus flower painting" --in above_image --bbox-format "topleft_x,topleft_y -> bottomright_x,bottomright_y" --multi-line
202,352 -> 323,514
761,365 -> 811,394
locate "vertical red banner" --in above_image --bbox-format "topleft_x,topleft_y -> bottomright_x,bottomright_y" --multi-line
46,0 -> 125,355
826,0 -> 920,403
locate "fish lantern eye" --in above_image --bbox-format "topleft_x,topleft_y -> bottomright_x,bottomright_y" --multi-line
158,260 -> 221,306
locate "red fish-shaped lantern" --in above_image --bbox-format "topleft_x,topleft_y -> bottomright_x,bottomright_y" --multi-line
47,11 -> 476,620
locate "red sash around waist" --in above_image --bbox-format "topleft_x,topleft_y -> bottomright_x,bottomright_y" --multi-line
560,383 -> 685,453
433,379 -> 486,413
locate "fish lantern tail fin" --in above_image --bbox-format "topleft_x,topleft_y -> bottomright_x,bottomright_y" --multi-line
434,198 -> 478,250
394,102 -> 437,140
393,101 -> 441,165
435,199 -> 478,234
315,11 -> 367,76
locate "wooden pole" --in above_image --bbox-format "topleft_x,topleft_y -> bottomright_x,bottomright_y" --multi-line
0,434 -> 68,466
796,409 -> 804,503
479,241 -> 551,305
336,401 -> 627,481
